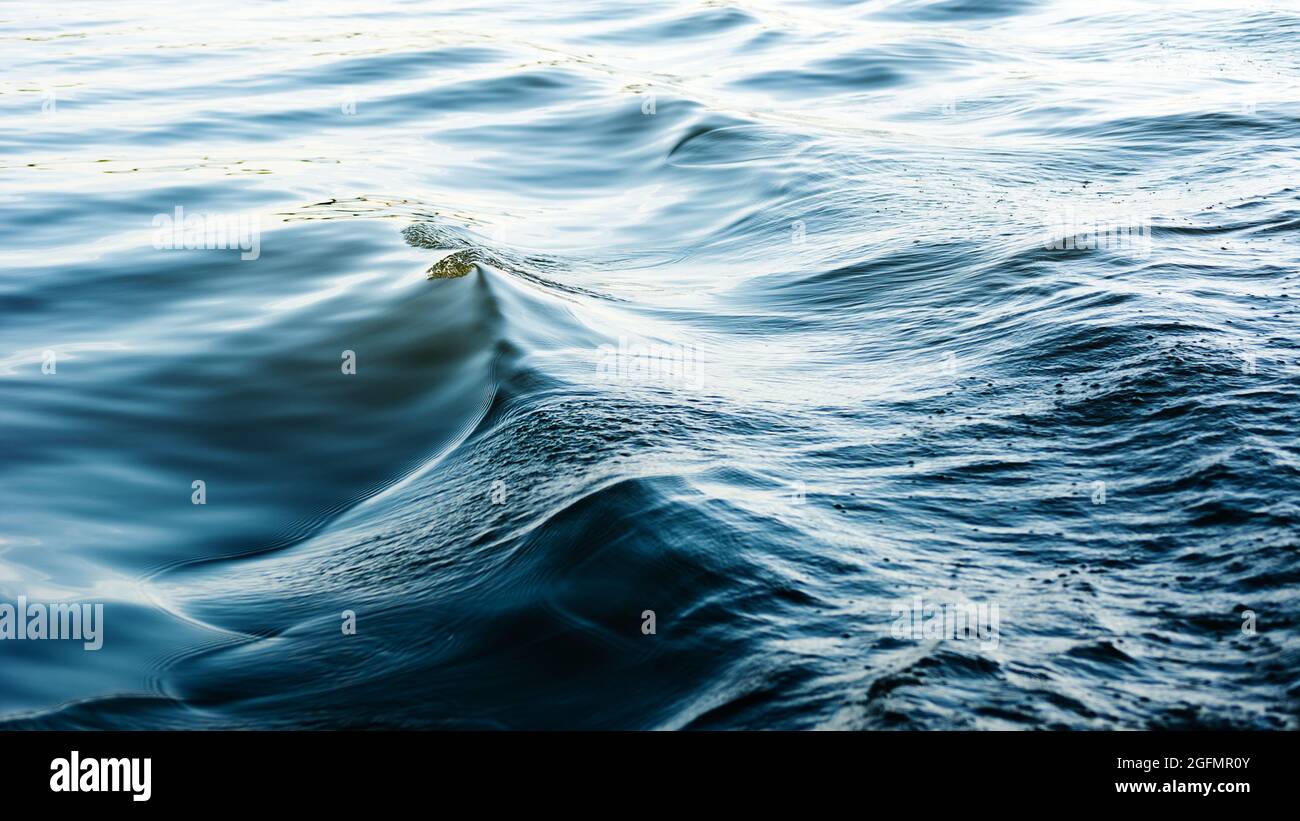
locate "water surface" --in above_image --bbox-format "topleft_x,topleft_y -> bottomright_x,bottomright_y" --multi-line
1,0 -> 1298,729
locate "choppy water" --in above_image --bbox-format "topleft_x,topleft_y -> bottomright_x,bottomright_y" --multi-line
2,0 -> 1298,729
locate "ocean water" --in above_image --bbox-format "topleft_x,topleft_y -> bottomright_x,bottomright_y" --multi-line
1,0 -> 1297,730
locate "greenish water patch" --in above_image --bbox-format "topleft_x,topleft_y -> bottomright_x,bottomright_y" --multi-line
427,249 -> 478,279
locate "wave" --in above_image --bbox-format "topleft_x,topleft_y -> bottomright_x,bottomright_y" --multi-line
2,0 -> 1298,730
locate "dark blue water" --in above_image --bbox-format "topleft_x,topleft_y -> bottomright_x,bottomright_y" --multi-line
1,0 -> 1298,729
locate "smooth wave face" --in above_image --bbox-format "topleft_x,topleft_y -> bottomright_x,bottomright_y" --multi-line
1,0 -> 1298,729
